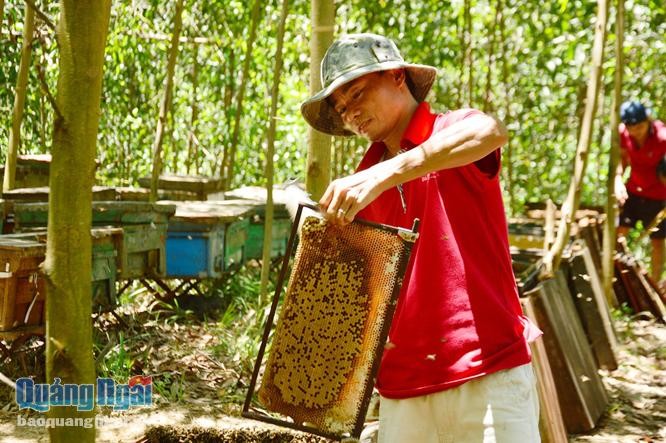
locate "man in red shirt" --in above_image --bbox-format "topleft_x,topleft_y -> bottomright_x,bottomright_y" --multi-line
301,33 -> 541,442
615,101 -> 666,288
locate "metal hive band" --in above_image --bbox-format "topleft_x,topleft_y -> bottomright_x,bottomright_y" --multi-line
255,214 -> 415,438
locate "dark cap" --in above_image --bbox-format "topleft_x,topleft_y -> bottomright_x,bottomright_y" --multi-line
620,101 -> 648,125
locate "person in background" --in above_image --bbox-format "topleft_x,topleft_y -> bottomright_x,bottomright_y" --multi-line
615,101 -> 666,288
300,33 -> 542,442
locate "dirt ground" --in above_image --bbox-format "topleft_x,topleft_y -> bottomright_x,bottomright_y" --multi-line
1,312 -> 664,442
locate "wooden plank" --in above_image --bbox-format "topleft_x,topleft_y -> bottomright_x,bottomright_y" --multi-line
577,218 -> 603,271
566,242 -> 618,370
168,201 -> 256,227
2,186 -> 117,202
520,296 -> 568,443
524,270 -> 608,433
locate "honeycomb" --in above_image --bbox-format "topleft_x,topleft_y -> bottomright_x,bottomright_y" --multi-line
257,216 -> 412,436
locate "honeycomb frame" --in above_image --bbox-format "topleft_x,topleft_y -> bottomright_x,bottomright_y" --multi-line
243,203 -> 418,440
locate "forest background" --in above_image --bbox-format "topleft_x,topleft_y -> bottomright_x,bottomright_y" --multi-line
1,0 -> 664,215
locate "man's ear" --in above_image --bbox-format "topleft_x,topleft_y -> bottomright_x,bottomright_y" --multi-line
393,68 -> 407,87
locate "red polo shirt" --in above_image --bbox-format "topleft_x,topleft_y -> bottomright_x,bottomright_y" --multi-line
619,120 -> 666,200
356,102 -> 541,399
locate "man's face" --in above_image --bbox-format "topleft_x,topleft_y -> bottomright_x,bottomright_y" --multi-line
625,120 -> 650,142
329,70 -> 404,142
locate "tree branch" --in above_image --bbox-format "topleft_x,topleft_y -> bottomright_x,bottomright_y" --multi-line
24,0 -> 55,31
36,63 -> 63,121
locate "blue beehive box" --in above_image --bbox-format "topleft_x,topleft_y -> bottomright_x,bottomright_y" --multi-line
165,201 -> 255,279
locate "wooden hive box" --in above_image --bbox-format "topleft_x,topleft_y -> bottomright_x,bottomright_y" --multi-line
165,201 -> 255,278
223,186 -> 293,261
0,154 -> 51,189
524,270 -> 608,433
13,201 -> 176,229
0,228 -> 122,319
0,238 -> 46,331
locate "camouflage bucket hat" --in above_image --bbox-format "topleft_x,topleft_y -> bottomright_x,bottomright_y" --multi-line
301,33 -> 437,136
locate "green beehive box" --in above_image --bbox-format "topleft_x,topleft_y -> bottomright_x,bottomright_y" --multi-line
13,201 -> 176,229
245,217 -> 292,261
223,187 -> 293,261
91,242 -> 118,312
118,223 -> 167,279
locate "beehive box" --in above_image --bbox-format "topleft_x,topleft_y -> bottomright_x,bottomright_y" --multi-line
118,223 -> 167,279
223,186 -> 293,261
0,228 -> 121,321
0,238 -> 46,331
13,201 -> 175,229
138,175 -> 222,200
0,154 -> 51,189
165,201 -> 255,278
247,215 -> 418,440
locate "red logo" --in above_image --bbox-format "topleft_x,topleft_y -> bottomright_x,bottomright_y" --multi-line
128,375 -> 152,387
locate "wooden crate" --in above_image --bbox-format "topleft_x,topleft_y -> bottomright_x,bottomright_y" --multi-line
165,201 -> 255,278
0,238 -> 46,331
524,270 -> 608,433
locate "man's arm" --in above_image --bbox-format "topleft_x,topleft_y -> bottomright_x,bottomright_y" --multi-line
320,113 -> 507,224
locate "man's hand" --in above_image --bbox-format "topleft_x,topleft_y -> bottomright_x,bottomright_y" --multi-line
614,174 -> 628,206
319,166 -> 388,226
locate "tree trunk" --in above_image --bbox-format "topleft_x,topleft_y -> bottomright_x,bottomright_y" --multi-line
544,0 -> 609,275
220,0 -> 261,190
464,0 -> 473,106
498,0 -> 515,214
149,0 -> 184,202
260,0 -> 290,303
44,1 -> 111,442
186,46 -> 200,175
305,0 -> 334,200
602,0 -> 624,305
3,3 -> 34,192
483,0 -> 499,112
0,0 -> 5,38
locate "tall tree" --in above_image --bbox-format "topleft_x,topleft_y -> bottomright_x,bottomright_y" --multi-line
0,0 -> 5,38
186,45 -> 200,175
305,0 -> 334,200
150,0 -> 184,202
463,0 -> 473,106
543,0 -> 609,274
44,1 -> 111,441
260,0 -> 290,303
602,0 -> 624,304
220,0 -> 261,189
3,3 -> 34,192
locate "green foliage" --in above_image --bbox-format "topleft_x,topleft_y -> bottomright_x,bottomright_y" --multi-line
0,0 -> 664,214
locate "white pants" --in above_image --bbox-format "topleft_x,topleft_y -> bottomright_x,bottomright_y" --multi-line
377,363 -> 540,443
